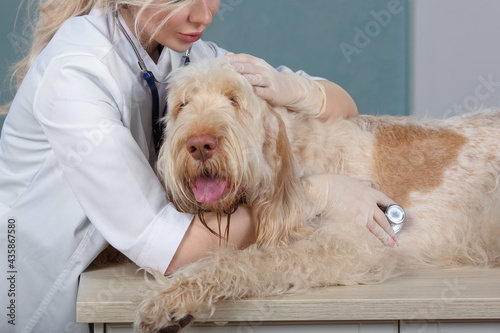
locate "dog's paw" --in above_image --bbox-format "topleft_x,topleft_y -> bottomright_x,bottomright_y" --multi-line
155,315 -> 194,333
134,274 -> 205,333
135,300 -> 196,333
135,290 -> 197,332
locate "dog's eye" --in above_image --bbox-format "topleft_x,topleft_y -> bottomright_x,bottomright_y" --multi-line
171,101 -> 189,118
223,90 -> 239,107
229,97 -> 239,106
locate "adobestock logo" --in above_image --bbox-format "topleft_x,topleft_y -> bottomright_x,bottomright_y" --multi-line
443,74 -> 500,118
216,0 -> 245,22
53,120 -> 114,182
340,0 -> 404,64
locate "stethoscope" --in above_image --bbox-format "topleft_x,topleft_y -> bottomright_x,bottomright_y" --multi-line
382,204 -> 405,234
113,10 -> 191,153
114,11 -> 408,234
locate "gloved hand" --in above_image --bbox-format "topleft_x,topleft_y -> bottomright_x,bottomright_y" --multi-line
302,174 -> 398,247
225,53 -> 326,117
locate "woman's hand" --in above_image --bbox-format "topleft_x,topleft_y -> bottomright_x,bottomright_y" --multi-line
303,174 -> 398,247
225,52 -> 358,119
225,52 -> 326,113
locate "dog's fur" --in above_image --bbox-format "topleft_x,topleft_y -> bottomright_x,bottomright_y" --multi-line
135,59 -> 500,332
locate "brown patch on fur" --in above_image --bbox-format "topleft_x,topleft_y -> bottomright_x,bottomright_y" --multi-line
373,124 -> 468,207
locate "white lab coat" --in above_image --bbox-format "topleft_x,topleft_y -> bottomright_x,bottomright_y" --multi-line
0,7 -> 320,333
0,8 -> 218,333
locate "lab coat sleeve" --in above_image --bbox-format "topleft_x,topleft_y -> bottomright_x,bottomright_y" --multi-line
32,55 -> 192,273
275,65 -> 326,81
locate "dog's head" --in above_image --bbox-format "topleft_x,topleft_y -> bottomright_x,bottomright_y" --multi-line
157,58 -> 308,245
157,58 -> 274,215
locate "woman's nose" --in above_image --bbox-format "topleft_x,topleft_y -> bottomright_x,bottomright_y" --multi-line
189,0 -> 216,26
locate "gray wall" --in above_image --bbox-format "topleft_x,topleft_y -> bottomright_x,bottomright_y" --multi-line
0,0 -> 409,134
410,0 -> 500,118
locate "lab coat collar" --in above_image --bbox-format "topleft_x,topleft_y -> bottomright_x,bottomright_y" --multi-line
90,8 -> 185,84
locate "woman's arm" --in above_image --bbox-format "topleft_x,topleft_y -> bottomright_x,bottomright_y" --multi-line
317,80 -> 358,119
225,53 -> 358,120
166,205 -> 255,274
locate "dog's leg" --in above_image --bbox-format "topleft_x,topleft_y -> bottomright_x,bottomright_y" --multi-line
135,231 -> 399,332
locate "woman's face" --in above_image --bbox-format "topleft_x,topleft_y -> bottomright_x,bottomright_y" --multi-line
125,0 -> 221,53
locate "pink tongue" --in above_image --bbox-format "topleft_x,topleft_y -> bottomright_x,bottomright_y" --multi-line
190,177 -> 227,203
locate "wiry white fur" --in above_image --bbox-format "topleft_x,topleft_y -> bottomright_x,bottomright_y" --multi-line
137,59 -> 500,332
156,59 -> 274,216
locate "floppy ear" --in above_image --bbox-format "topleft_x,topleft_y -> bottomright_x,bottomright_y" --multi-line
250,106 -> 311,246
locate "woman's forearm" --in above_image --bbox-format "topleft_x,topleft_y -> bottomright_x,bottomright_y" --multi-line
166,205 -> 255,274
318,80 -> 359,120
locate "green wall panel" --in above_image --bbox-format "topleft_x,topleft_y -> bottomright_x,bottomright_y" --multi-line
0,0 -> 408,122
204,0 -> 409,116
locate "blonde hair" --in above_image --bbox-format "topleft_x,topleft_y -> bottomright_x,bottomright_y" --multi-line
0,0 -> 197,114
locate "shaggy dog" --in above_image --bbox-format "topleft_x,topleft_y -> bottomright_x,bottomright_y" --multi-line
136,59 -> 500,332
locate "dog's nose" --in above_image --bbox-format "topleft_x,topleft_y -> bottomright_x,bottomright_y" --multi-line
186,135 -> 218,161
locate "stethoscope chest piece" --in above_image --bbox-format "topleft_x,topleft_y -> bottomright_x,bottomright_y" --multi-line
383,204 -> 406,234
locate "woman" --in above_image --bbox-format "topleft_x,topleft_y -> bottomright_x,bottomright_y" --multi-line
0,1 -> 396,332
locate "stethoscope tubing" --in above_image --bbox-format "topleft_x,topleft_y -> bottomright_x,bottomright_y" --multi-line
113,10 -> 191,153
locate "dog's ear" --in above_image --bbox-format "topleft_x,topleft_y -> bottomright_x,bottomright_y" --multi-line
250,107 -> 311,246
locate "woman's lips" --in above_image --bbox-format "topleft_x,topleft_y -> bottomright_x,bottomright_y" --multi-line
179,32 -> 203,43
